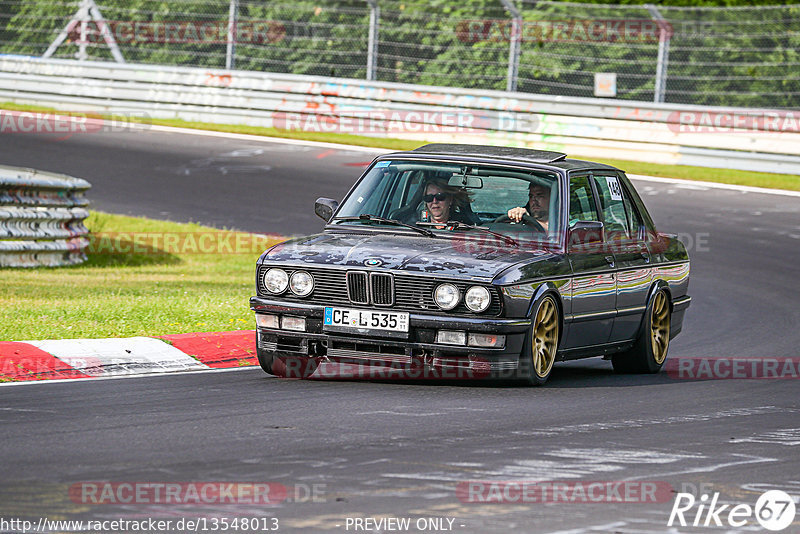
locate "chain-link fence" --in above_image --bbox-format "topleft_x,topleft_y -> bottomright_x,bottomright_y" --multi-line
1,0 -> 798,108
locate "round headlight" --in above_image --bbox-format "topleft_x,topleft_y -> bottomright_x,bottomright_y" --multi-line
465,286 -> 491,312
289,270 -> 314,296
263,268 -> 289,294
434,283 -> 460,310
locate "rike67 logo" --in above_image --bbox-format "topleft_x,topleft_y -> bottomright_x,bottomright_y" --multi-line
668,490 -> 796,531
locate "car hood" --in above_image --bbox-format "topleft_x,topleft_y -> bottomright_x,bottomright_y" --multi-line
259,231 -> 558,281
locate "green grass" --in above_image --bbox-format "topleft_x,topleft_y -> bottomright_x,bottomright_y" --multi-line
2,101 -> 798,191
0,212 -> 283,341
591,156 -> 799,191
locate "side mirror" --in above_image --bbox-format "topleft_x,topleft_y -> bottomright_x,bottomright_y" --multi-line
569,220 -> 604,246
315,197 -> 339,222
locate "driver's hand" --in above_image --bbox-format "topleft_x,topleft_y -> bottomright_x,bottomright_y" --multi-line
507,207 -> 527,223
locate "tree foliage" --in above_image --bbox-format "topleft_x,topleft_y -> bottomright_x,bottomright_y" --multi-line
0,0 -> 797,107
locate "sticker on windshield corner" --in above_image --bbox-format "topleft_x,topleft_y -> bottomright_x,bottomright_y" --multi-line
375,161 -> 391,168
606,176 -> 623,201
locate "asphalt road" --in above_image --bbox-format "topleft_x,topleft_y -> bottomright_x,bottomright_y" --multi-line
0,126 -> 374,235
1,127 -> 799,533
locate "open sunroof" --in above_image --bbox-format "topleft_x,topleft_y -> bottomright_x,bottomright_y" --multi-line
411,144 -> 568,164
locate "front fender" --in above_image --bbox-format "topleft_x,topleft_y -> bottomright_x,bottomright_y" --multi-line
527,282 -> 566,348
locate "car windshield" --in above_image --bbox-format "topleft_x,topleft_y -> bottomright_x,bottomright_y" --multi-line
332,160 -> 562,244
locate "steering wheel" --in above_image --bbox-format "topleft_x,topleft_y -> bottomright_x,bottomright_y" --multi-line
493,214 -> 546,233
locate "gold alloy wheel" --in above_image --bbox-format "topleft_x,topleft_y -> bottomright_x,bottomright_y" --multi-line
533,296 -> 559,378
650,291 -> 671,364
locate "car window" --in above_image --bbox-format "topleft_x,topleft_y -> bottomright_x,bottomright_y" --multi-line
342,167 -> 394,216
471,176 -> 528,216
333,160 -> 562,243
591,174 -> 632,239
384,171 -> 417,215
620,182 -> 645,239
568,175 -> 599,224
618,172 -> 657,235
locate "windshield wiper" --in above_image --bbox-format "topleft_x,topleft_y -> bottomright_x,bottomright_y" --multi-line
332,214 -> 437,238
418,221 -> 519,247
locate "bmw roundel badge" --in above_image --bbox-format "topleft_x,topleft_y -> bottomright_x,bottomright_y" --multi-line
364,258 -> 382,267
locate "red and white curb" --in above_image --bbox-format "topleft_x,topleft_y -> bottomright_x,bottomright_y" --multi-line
0,330 -> 257,382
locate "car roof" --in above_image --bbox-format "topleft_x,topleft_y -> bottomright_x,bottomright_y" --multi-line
386,144 -> 621,172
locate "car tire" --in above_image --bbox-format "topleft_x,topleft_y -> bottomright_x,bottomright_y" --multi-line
519,294 -> 560,386
612,289 -> 671,374
256,346 -> 319,379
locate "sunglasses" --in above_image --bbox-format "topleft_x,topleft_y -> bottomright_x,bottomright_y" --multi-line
423,193 -> 449,202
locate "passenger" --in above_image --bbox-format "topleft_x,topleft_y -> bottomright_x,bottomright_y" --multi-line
507,182 -> 551,233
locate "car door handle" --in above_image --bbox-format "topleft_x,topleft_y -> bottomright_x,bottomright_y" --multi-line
604,255 -> 615,268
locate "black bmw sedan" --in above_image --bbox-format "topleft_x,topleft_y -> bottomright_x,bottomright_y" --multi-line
250,144 -> 691,385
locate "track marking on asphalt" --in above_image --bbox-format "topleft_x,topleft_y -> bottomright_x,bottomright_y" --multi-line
544,448 -> 702,465
628,173 -> 800,198
218,147 -> 264,157
509,406 -> 791,436
0,407 -> 58,413
742,481 -> 800,495
380,459 -> 626,483
479,448 -> 704,481
316,148 -> 337,159
730,428 -> 800,446
381,473 -> 479,483
26,337 -> 208,377
357,405 -> 488,417
358,410 -> 448,416
0,364 -> 257,387
406,502 -> 526,523
357,459 -> 391,466
544,522 -> 629,534
625,453 -> 778,481
375,446 -> 781,491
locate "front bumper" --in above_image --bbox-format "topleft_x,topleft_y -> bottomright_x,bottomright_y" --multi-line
250,296 -> 530,374
669,294 -> 691,339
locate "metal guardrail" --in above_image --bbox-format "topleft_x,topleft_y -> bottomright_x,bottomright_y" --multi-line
0,56 -> 798,175
2,1 -> 798,108
0,164 -> 91,267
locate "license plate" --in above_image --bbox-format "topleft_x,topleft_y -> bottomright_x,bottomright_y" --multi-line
324,307 -> 409,333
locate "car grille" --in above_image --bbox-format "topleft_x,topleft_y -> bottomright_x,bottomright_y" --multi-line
257,266 -> 502,316
346,271 -> 369,304
370,272 -> 394,306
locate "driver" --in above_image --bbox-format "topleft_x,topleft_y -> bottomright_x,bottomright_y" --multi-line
507,182 -> 551,233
